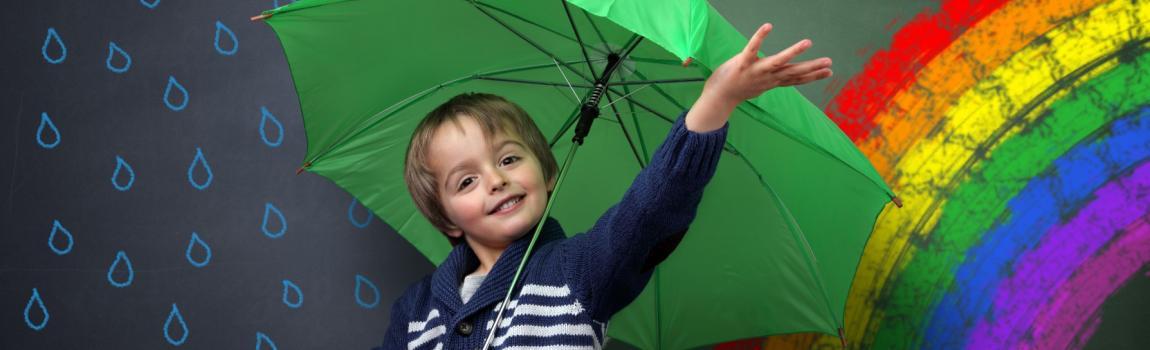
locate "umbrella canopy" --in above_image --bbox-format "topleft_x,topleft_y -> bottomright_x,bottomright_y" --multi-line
258,0 -> 895,348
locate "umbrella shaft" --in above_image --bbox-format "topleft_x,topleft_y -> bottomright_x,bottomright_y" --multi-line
573,53 -> 623,145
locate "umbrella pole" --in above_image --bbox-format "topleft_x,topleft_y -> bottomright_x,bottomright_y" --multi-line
482,141 -> 580,350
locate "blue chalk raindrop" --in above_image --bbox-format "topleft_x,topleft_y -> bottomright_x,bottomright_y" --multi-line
272,0 -> 294,9
185,232 -> 211,268
112,155 -> 136,191
163,303 -> 188,346
107,250 -> 134,288
348,198 -> 373,229
48,220 -> 73,255
214,20 -> 238,56
24,288 -> 49,331
140,0 -> 159,9
36,112 -> 60,149
261,202 -> 287,239
187,147 -> 213,190
41,27 -> 66,64
259,106 -> 284,147
354,274 -> 380,309
106,41 -> 132,74
256,331 -> 278,350
163,75 -> 189,111
281,280 -> 303,308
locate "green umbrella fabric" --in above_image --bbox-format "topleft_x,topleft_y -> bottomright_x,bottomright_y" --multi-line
258,0 -> 895,348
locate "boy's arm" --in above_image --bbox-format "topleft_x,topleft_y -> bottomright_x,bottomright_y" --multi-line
378,298 -> 408,350
563,23 -> 833,319
563,110 -> 727,319
379,278 -> 430,350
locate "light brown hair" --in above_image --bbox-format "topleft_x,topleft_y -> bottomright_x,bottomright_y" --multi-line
404,93 -> 559,245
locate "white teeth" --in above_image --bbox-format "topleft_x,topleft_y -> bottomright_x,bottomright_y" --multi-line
497,196 -> 521,212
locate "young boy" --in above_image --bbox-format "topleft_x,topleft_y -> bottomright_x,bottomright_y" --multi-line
380,23 -> 831,349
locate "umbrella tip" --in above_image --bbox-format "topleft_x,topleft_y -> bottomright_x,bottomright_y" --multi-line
295,161 -> 312,175
891,196 -> 903,208
681,57 -> 693,67
250,13 -> 271,22
838,327 -> 848,348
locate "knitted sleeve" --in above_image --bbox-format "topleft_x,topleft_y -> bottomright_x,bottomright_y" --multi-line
379,277 -> 430,350
379,294 -> 409,350
562,109 -> 728,319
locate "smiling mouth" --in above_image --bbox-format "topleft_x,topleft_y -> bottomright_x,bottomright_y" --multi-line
490,195 -> 525,215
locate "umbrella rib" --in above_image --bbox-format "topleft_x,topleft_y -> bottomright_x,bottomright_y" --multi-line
580,9 -> 611,50
599,84 -> 651,109
611,34 -> 651,164
471,76 -> 699,89
478,58 -> 608,78
607,77 -> 705,86
548,107 -> 582,147
603,91 -> 647,168
475,76 -> 595,88
561,0 -> 599,81
630,69 -> 689,110
473,1 -> 610,57
553,59 -> 583,103
617,35 -> 643,64
629,56 -> 699,67
616,75 -> 651,164
471,1 -> 597,85
604,88 -> 675,123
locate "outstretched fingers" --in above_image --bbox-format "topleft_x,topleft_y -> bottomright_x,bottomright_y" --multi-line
774,57 -> 832,77
779,67 -> 833,87
760,39 -> 812,69
741,23 -> 773,60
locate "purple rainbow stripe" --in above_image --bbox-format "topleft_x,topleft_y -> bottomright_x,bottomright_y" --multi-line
927,106 -> 1150,348
969,158 -> 1150,348
1029,216 -> 1150,349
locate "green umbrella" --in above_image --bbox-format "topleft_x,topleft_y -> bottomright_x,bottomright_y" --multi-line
256,0 -> 895,348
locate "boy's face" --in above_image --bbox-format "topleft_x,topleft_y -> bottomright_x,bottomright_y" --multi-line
427,115 -> 555,250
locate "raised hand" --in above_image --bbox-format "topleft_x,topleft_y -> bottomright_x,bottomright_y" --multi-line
686,23 -> 832,132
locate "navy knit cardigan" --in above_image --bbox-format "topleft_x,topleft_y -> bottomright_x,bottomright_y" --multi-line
378,111 -> 727,349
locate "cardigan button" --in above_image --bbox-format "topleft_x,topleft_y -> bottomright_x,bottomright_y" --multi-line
456,321 -> 474,336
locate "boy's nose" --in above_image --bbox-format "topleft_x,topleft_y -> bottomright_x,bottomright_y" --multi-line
490,179 -> 508,193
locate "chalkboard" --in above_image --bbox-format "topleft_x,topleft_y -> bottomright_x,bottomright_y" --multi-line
1,1 -> 433,348
11,1 -> 1144,350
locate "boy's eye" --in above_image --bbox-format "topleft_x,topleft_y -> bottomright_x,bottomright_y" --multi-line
501,155 -> 520,166
458,177 -> 474,190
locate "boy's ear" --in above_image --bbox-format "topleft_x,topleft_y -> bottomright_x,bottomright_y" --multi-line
444,222 -> 464,238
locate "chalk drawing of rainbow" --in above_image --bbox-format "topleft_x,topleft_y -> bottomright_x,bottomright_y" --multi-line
728,0 -> 1150,349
